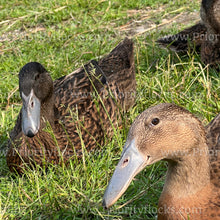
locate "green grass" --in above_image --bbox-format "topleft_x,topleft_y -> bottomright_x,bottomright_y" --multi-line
1,0 -> 220,219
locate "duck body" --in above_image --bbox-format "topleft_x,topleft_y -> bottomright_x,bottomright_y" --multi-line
157,22 -> 207,53
157,0 -> 220,66
103,103 -> 220,219
7,38 -> 136,174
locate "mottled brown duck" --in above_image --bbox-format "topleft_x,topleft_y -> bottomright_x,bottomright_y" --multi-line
7,38 -> 136,174
157,0 -> 220,66
103,103 -> 220,219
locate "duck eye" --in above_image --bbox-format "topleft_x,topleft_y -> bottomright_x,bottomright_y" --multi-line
151,118 -> 160,126
35,74 -> 40,81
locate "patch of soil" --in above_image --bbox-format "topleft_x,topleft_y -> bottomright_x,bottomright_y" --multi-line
115,9 -> 200,36
0,6 -> 200,44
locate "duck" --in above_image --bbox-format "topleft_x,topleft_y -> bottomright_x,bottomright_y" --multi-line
103,103 -> 220,219
6,38 -> 136,174
206,112 -> 220,162
157,0 -> 220,66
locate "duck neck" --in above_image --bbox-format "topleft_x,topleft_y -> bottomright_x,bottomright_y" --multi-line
41,92 -> 55,128
162,143 -> 211,198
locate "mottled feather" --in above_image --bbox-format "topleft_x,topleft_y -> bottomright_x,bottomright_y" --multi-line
157,0 -> 220,67
7,38 -> 136,174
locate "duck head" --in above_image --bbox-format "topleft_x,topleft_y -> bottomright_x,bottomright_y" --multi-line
19,62 -> 53,138
103,103 -> 206,208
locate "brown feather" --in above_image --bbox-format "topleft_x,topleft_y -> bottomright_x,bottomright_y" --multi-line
157,0 -> 220,67
7,38 -> 136,174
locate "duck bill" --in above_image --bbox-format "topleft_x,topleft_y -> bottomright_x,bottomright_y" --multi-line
21,89 -> 41,138
103,139 -> 149,209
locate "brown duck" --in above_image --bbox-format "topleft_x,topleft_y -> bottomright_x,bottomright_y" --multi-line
103,103 -> 220,219
157,0 -> 220,66
7,38 -> 136,174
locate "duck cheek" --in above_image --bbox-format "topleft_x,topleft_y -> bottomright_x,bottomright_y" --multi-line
21,92 -> 41,138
